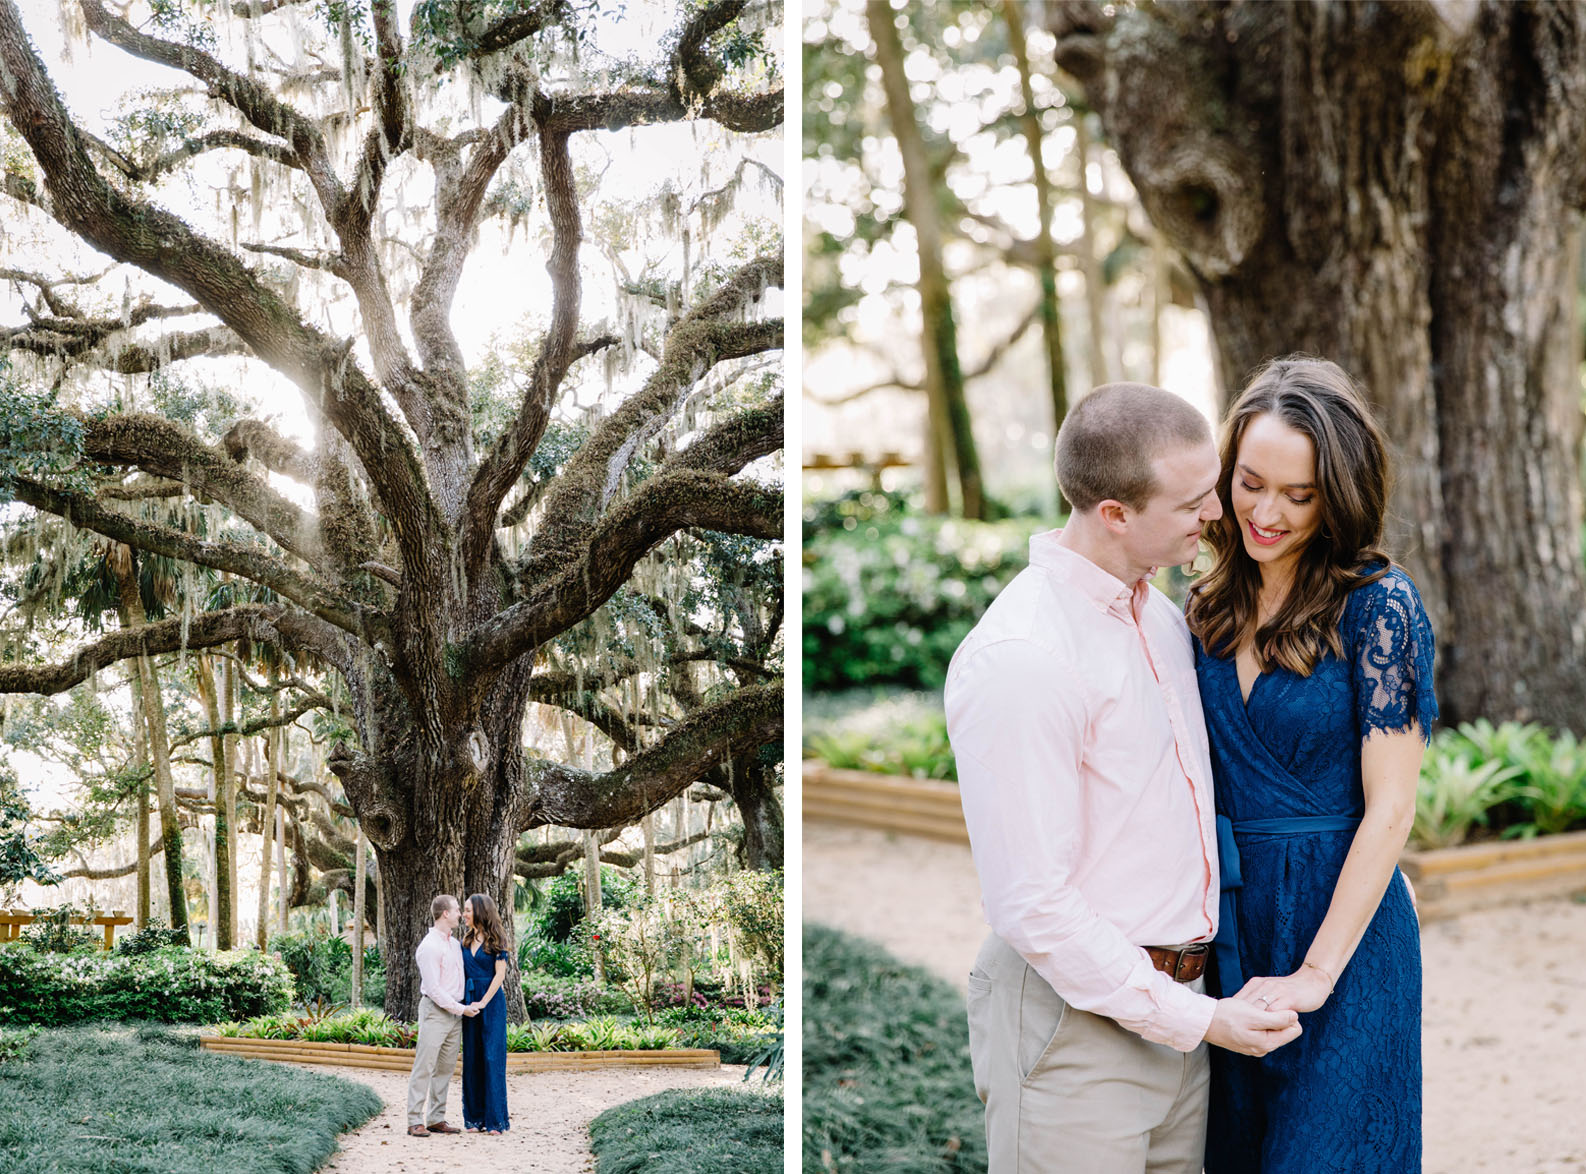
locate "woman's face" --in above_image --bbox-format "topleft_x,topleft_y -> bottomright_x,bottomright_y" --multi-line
1230,412 -> 1322,579
462,901 -> 475,929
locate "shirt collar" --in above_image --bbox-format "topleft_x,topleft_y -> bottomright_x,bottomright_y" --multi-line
428,925 -> 455,944
1028,528 -> 1150,621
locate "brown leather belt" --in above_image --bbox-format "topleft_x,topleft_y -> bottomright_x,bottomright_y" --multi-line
1145,943 -> 1208,983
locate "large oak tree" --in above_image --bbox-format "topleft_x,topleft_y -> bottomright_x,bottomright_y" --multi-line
0,0 -> 782,1017
1047,0 -> 1586,729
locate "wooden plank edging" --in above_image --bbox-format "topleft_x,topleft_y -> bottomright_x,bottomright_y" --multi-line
198,1035 -> 720,1072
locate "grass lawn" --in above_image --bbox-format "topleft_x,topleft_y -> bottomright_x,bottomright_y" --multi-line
803,925 -> 986,1173
0,1023 -> 382,1173
589,1085 -> 783,1174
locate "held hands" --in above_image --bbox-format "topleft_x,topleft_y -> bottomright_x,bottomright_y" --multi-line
1233,963 -> 1332,1016
462,1002 -> 481,1017
1204,997 -> 1302,1056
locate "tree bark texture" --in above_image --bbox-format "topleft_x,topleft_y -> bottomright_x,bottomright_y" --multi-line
1049,0 -> 1586,729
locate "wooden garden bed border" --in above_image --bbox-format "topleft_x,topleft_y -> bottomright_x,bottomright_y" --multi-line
199,1034 -> 720,1072
803,760 -> 1586,920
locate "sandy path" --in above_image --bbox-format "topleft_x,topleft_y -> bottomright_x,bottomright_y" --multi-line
805,821 -> 1586,1174
308,1061 -> 749,1172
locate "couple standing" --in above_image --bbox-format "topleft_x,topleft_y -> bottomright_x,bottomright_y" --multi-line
406,893 -> 514,1137
946,357 -> 1433,1173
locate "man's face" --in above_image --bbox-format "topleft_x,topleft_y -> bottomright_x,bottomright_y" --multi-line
439,900 -> 460,933
1122,440 -> 1223,572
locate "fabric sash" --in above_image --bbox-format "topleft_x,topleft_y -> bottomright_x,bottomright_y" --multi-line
1212,814 -> 1362,993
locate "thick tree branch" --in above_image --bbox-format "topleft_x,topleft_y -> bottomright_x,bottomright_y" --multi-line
536,87 -> 782,136
466,470 -> 781,674
660,394 -> 783,476
220,419 -> 317,484
0,0 -> 446,591
0,603 -> 283,695
8,477 -> 369,636
522,680 -> 781,829
78,413 -> 322,564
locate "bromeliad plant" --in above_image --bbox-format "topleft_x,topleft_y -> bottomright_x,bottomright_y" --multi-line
1411,721 -> 1586,848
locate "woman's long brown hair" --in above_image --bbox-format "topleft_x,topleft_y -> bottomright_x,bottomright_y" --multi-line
1185,356 -> 1392,675
463,893 -> 509,957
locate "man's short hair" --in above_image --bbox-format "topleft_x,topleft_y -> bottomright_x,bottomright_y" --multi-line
1056,382 -> 1211,512
431,894 -> 458,920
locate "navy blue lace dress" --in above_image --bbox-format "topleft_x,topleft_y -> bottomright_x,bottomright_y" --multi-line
1194,566 -> 1436,1174
461,944 -> 510,1133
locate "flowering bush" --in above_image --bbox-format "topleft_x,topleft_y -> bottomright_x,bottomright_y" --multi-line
0,942 -> 293,1025
521,972 -> 633,1019
803,490 -> 1041,691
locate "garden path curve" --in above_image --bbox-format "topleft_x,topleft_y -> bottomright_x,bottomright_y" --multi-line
302,1060 -> 748,1171
805,820 -> 1586,1174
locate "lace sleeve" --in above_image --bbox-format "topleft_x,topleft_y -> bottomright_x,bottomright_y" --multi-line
1351,569 -> 1438,743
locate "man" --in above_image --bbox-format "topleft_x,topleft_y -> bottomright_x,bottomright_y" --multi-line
944,383 -> 1301,1173
406,893 -> 478,1138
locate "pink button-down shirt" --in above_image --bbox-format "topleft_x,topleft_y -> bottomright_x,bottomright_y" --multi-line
415,925 -> 466,1015
944,530 -> 1220,1051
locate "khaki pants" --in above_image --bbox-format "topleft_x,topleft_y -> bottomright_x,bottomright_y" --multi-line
966,933 -> 1209,1174
407,995 -> 462,1127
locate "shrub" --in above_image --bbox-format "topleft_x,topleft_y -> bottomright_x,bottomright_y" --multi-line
19,905 -> 99,954
534,867 -> 638,943
805,710 -> 957,781
521,971 -> 632,1019
0,942 -> 293,1026
115,919 -> 192,956
0,1025 -> 37,1063
518,927 -> 596,979
803,490 -> 1041,691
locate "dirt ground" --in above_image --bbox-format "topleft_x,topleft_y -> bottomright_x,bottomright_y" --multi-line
308,1060 -> 749,1172
805,821 -> 1586,1174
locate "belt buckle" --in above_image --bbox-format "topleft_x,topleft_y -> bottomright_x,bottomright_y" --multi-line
1175,943 -> 1209,982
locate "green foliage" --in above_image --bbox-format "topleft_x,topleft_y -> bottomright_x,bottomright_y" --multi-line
806,707 -> 956,781
0,942 -> 293,1026
1413,721 -> 1586,848
0,1025 -> 38,1064
0,1024 -> 382,1173
589,1086 -> 783,1174
116,919 -> 194,956
534,866 -> 639,943
0,773 -> 58,896
520,971 -> 634,1019
803,490 -> 1040,691
518,927 -> 597,979
716,869 -> 783,983
220,1008 -> 693,1053
18,904 -> 98,954
589,891 -> 691,1020
0,370 -> 91,502
803,925 -> 986,1173
268,930 -> 384,1007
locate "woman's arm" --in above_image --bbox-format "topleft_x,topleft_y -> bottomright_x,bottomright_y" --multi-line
1240,727 -> 1424,1013
470,955 -> 508,1010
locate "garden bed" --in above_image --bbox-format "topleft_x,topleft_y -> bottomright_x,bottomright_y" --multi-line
199,1034 -> 720,1072
805,760 -> 1586,920
803,761 -> 967,843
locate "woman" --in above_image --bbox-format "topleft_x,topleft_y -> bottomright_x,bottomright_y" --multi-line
459,892 -> 512,1135
1184,357 -> 1434,1173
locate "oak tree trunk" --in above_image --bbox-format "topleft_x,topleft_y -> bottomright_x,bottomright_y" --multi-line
1052,0 -> 1586,729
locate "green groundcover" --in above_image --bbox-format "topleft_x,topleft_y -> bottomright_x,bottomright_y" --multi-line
590,1085 -> 783,1174
0,1023 -> 381,1174
803,925 -> 987,1173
